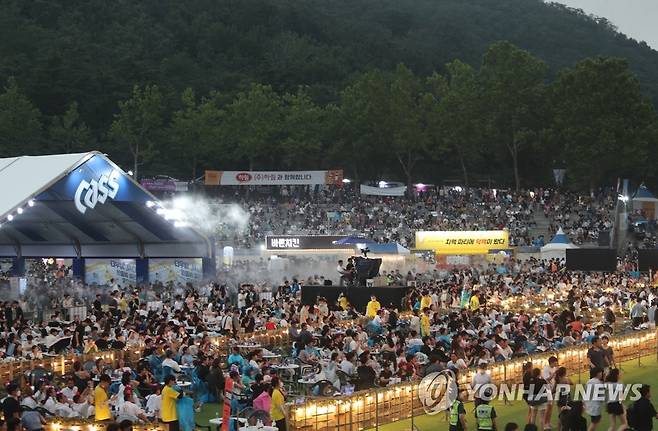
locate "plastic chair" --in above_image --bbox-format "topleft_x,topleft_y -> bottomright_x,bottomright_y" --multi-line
335,370 -> 351,388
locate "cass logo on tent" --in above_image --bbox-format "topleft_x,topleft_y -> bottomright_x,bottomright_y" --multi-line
74,170 -> 120,214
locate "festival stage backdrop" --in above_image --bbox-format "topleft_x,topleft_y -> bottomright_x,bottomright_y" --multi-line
85,259 -> 136,286
415,230 -> 509,255
149,258 -> 203,284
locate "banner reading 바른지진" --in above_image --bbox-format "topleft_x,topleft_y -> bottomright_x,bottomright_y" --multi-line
415,231 -> 509,255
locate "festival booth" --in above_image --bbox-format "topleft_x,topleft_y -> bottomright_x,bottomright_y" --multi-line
0,152 -> 215,282
540,227 -> 577,261
415,230 -> 511,268
632,184 -> 658,220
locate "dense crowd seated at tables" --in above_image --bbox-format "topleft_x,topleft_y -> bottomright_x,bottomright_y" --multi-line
212,187 -> 615,249
0,254 -> 656,430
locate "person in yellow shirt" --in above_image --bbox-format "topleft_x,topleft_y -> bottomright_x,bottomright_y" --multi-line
420,292 -> 432,311
270,376 -> 287,430
420,308 -> 431,337
470,292 -> 480,312
366,295 -> 381,318
93,374 -> 112,421
338,293 -> 349,311
162,375 -> 183,431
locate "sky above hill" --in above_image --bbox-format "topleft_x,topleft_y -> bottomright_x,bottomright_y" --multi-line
552,0 -> 658,49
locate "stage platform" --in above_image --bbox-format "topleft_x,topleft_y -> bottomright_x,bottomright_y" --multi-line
301,285 -> 409,311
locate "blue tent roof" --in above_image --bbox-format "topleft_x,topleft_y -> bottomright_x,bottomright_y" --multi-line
365,242 -> 410,254
333,236 -> 376,245
549,228 -> 571,244
633,184 -> 658,200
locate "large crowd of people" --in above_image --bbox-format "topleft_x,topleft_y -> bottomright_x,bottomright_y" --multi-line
213,187 -> 615,249
2,186 -> 658,431
0,252 -> 657,431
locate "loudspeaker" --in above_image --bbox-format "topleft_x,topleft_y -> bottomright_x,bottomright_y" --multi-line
323,279 -> 333,286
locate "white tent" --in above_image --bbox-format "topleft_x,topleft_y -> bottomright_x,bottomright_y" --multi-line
540,228 -> 578,261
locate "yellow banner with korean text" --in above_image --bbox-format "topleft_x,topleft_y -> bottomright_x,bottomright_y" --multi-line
415,230 -> 509,255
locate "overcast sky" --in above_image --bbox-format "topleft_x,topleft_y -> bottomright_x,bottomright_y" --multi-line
552,0 -> 658,49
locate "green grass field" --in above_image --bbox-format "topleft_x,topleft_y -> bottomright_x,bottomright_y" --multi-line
196,354 -> 658,431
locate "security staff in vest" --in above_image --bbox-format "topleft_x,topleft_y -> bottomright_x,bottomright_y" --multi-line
475,388 -> 497,431
449,391 -> 468,431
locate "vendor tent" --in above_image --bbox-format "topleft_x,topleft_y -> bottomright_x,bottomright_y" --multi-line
0,151 -> 212,258
632,184 -> 658,220
540,228 -> 577,261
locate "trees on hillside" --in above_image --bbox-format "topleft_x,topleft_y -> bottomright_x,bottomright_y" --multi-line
550,57 -> 658,188
109,85 -> 164,178
480,42 -> 548,191
0,78 -> 42,157
2,39 -> 658,190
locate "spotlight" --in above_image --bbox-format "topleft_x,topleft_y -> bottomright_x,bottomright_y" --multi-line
156,208 -> 165,215
16,208 -> 23,214
28,200 -> 34,207
378,181 -> 387,188
146,201 -> 155,208
7,214 -> 13,221
127,170 -> 134,176
342,178 -> 352,184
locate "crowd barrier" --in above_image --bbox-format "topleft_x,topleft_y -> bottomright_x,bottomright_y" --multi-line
45,420 -> 167,431
287,329 -> 658,431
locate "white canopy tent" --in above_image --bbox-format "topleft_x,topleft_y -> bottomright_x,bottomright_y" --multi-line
540,228 -> 578,261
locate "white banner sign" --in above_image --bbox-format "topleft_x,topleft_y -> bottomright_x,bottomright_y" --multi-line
360,184 -> 407,196
205,170 -> 343,186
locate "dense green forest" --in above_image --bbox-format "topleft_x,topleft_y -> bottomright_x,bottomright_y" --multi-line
1,0 -> 658,189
